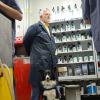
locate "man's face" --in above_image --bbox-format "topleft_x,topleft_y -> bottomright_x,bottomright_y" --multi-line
41,9 -> 51,24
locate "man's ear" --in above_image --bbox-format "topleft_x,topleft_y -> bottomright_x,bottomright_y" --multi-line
40,15 -> 43,19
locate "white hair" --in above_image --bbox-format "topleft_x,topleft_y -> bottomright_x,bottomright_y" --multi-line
39,8 -> 50,16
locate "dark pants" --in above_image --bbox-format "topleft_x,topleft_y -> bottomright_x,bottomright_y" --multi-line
31,86 -> 42,100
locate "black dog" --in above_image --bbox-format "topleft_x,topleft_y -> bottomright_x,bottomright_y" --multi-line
41,69 -> 58,100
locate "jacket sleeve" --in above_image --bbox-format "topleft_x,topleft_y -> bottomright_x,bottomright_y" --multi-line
6,0 -> 22,13
81,0 -> 90,20
23,25 -> 37,56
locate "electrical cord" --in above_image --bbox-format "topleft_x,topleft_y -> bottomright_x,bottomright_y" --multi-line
0,59 -> 15,100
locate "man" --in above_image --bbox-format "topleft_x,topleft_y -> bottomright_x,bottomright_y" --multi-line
0,0 -> 22,55
81,0 -> 100,52
23,8 -> 57,100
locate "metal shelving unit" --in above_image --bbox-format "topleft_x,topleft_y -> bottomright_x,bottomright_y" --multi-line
47,0 -> 100,98
55,39 -> 92,44
57,61 -> 95,65
50,17 -> 83,24
50,18 -> 97,82
59,75 -> 97,82
52,28 -> 90,34
57,50 -> 93,55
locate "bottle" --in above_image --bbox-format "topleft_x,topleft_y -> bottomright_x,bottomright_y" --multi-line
55,36 -> 59,43
84,55 -> 89,62
88,63 -> 95,75
77,42 -> 82,51
80,20 -> 86,29
56,24 -> 60,32
52,26 -> 56,33
68,44 -> 73,52
73,45 -> 77,51
58,45 -> 63,53
63,44 -> 67,52
82,64 -> 88,75
66,21 -> 70,31
91,82 -> 97,95
76,31 -> 81,40
70,21 -> 75,31
68,55 -> 73,63
62,34 -> 67,42
53,36 -> 57,43
72,32 -> 76,41
73,56 -> 78,62
74,65 -> 82,76
87,81 -> 92,95
61,24 -> 65,32
87,31 -> 92,39
81,32 -> 85,40
67,35 -> 71,42
64,56 -> 67,63
78,56 -> 83,62
87,81 -> 97,95
58,56 -> 62,64
89,55 -> 94,61
55,48 -> 58,55
87,42 -> 92,50
81,82 -> 85,95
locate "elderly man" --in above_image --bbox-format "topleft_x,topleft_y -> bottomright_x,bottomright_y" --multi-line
82,0 -> 100,53
23,8 -> 57,100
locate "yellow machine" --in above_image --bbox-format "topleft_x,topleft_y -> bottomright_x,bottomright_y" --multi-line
0,67 -> 13,100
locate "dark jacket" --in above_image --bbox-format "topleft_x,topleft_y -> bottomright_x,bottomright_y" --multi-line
82,0 -> 100,52
23,21 -> 57,86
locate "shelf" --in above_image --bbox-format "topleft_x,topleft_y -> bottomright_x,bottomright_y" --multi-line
52,28 -> 90,35
50,17 -> 83,24
55,38 -> 92,44
57,50 -> 93,55
49,15 -> 98,82
58,75 -> 97,82
57,61 -> 95,65
97,73 -> 100,78
81,94 -> 99,96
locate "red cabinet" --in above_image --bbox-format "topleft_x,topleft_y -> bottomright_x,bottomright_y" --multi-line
14,57 -> 31,100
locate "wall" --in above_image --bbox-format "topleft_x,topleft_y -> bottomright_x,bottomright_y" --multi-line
29,0 -> 82,24
16,0 -> 82,42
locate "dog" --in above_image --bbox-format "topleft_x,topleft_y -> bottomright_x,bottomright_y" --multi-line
41,70 -> 58,100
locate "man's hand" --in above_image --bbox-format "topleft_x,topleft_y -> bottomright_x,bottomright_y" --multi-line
0,1 -> 22,21
84,19 -> 91,24
0,1 -> 4,9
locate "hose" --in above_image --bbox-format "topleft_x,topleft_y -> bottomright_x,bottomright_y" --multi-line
0,59 -> 15,100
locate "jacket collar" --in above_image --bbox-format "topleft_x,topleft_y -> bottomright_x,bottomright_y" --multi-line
38,21 -> 49,34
